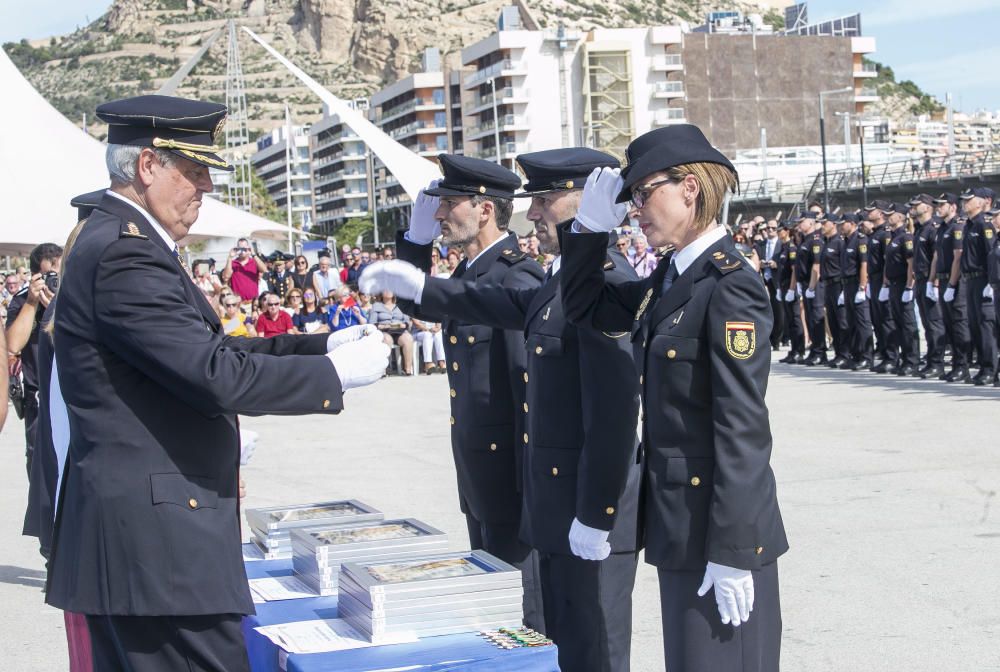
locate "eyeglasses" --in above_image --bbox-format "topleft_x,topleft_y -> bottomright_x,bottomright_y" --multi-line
266,302 -> 281,307
224,302 -> 240,308
766,226 -> 778,231
297,260 -> 307,266
303,293 -> 314,299
616,242 -> 629,248
630,178 -> 674,209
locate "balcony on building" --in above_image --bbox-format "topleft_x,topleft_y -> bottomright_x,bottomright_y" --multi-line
652,108 -> 687,126
464,114 -> 529,141
652,80 -> 685,98
652,54 -> 683,72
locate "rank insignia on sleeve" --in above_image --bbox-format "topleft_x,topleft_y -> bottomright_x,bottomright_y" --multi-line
712,252 -> 725,260
635,288 -> 654,322
725,321 -> 755,360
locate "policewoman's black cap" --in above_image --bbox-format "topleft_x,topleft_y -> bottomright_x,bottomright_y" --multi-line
96,95 -> 233,172
616,124 -> 736,204
425,154 -> 521,199
70,189 -> 106,221
933,192 -> 958,205
515,148 -> 619,196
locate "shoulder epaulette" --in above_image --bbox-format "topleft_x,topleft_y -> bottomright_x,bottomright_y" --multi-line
709,250 -> 744,275
119,221 -> 148,240
499,248 -> 528,264
603,256 -> 616,271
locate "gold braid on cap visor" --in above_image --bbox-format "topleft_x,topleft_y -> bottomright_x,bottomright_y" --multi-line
152,138 -> 230,168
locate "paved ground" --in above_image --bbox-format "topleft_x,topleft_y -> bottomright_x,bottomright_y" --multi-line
1,355 -> 998,671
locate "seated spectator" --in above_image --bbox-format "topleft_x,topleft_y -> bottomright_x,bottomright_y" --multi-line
312,254 -> 341,298
255,292 -> 297,337
369,290 -> 413,375
214,287 -> 237,319
293,290 -> 329,334
411,318 -> 446,374
615,234 -> 631,258
193,260 -> 222,302
283,288 -> 303,317
344,255 -> 363,286
430,247 -> 449,277
221,295 -> 257,337
328,288 -> 368,332
339,254 -> 353,284
382,247 -> 395,261
358,251 -> 372,272
356,292 -> 373,319
442,250 -> 461,278
630,234 -> 658,278
291,255 -> 312,292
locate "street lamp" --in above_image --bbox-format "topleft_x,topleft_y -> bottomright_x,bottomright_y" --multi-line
818,86 -> 853,212
487,78 -> 502,166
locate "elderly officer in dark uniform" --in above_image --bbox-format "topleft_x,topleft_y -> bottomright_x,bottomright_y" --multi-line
865,200 -> 899,373
392,153 -> 546,629
363,148 -> 641,671
561,125 -> 788,672
777,222 -> 805,363
909,194 -> 946,378
882,203 -> 920,375
45,95 -> 390,672
933,193 -> 972,382
959,187 -> 997,385
838,213 -> 874,370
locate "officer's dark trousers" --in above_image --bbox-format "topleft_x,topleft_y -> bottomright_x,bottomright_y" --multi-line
965,275 -> 997,373
764,278 -> 784,347
822,278 -> 849,359
804,282 -> 826,357
86,613 -> 249,672
870,278 -> 898,362
23,397 -> 38,478
915,279 -> 946,366
940,276 -> 971,368
781,296 -> 805,355
467,515 -> 545,632
658,562 -> 780,672
843,279 -> 873,363
538,551 -> 638,672
888,280 -> 920,368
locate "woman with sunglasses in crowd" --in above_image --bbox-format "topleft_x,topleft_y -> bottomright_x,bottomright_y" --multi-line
221,294 -> 257,337
291,255 -> 312,292
283,288 -> 303,317
293,289 -> 329,334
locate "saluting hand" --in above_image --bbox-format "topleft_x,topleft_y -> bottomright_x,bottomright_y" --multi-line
406,180 -> 442,245
575,167 -> 628,234
359,260 -> 426,301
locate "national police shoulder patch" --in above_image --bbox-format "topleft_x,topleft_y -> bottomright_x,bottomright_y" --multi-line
725,321 -> 755,360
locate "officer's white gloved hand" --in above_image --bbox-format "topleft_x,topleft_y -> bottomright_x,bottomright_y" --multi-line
804,287 -> 816,299
926,284 -> 939,302
984,285 -> 995,301
327,324 -> 378,352
865,284 -> 871,299
902,288 -> 914,303
326,331 -> 391,390
783,289 -> 795,302
575,167 -> 628,234
943,287 -> 956,302
836,291 -> 845,306
239,429 -> 258,466
568,518 -> 611,561
405,179 -> 442,244
697,561 -> 755,627
854,290 -> 866,304
359,260 -> 427,302
878,287 -> 890,302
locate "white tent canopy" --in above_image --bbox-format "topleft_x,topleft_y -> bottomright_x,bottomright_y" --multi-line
0,49 -> 287,256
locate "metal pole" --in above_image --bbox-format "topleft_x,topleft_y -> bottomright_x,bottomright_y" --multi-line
760,127 -> 767,196
946,92 -> 956,177
819,94 -> 830,213
284,104 -> 293,250
488,78 -> 502,165
858,120 -> 868,206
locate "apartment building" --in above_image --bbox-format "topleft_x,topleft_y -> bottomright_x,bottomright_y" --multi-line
309,104 -> 371,235
250,125 -> 314,231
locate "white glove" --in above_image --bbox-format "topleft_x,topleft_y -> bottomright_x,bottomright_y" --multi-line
804,287 -> 815,299
943,287 -> 956,303
697,561 -> 754,627
902,288 -> 914,303
854,290 -> 866,304
327,324 -> 378,351
239,428 -> 258,466
404,179 -> 442,244
783,289 -> 795,302
359,260 -> 427,302
836,291 -> 845,306
865,284 -> 871,299
878,287 -> 890,302
326,331 -> 391,391
568,518 -> 611,561
575,167 -> 628,234
984,285 -> 995,301
925,284 -> 939,302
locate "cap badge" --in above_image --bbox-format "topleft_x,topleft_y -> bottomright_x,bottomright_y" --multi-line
479,186 -> 487,194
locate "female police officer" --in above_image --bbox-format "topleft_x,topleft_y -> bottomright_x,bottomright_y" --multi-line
560,124 -> 787,672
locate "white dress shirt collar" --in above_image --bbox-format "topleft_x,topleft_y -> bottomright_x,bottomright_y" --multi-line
465,233 -> 511,271
671,225 -> 729,277
550,255 -> 561,276
104,190 -> 176,250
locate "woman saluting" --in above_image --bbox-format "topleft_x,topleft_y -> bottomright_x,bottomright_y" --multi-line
561,124 -> 787,672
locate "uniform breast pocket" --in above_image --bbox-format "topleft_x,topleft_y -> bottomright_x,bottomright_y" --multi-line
150,473 -> 219,511
526,334 -> 565,359
532,446 -> 579,487
648,333 -> 707,401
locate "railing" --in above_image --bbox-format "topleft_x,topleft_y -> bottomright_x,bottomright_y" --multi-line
388,120 -> 444,140
464,114 -> 526,137
817,148 -> 1000,196
652,108 -> 686,124
653,80 -> 684,94
466,142 -> 518,161
854,67 -> 878,77
473,87 -> 515,108
378,97 -> 442,122
652,54 -> 683,68
855,88 -> 878,98
464,59 -> 522,87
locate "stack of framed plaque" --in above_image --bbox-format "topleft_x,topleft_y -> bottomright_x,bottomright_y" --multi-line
245,500 -> 382,559
291,519 -> 449,596
338,550 -> 524,643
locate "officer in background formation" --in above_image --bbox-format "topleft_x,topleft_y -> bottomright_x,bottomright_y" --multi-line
393,153 -> 546,630
838,213 -> 874,369
795,209 -> 828,365
934,193 -> 972,382
908,194 -> 946,378
864,201 -> 899,372
362,148 -> 641,671
959,187 -> 997,385
778,222 -> 806,363
882,202 -> 920,375
987,201 -> 1000,382
819,212 -> 850,368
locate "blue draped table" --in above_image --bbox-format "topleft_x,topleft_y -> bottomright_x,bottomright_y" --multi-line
241,549 -> 559,672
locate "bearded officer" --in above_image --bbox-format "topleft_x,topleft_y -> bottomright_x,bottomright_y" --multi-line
45,95 -> 390,672
392,153 -> 546,629
362,148 -> 640,671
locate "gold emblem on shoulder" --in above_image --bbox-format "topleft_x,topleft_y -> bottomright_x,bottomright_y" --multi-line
127,222 -> 140,235
712,252 -> 725,259
725,321 -> 756,360
634,288 -> 654,322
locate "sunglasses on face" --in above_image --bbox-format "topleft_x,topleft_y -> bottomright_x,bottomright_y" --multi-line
266,302 -> 281,307
297,260 -> 307,266
224,302 -> 240,308
616,242 -> 629,248
630,178 -> 674,209
303,293 -> 314,299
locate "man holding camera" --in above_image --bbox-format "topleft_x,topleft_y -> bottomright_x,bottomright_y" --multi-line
221,238 -> 268,303
5,242 -> 63,476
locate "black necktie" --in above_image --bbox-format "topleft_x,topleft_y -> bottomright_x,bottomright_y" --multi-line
661,260 -> 679,294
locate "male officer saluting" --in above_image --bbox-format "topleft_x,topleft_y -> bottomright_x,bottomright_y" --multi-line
363,148 -> 641,672
933,193 -> 972,382
908,194 -> 946,378
46,95 -> 389,672
958,187 -> 998,384
883,203 -> 920,375
392,154 -> 546,629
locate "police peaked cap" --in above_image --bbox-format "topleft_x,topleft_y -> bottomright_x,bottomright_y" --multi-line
515,148 -> 619,196
70,189 -> 106,221
933,192 -> 958,205
424,154 -> 521,199
907,193 -> 934,206
97,95 -> 233,172
959,186 -> 996,200
616,124 -> 737,204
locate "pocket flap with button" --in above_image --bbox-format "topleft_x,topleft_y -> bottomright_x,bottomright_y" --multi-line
457,325 -> 492,345
649,334 -> 701,361
150,473 -> 219,510
663,456 -> 713,487
533,446 -> 580,477
526,334 -> 564,357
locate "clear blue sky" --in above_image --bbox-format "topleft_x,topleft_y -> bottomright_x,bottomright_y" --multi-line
1,0 -> 996,113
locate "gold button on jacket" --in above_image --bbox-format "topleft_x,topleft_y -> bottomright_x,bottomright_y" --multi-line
188,498 -> 198,509
606,506 -> 615,515
690,476 -> 701,487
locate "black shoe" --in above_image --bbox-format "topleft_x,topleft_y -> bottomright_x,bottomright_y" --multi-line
973,369 -> 994,386
804,354 -> 827,367
838,358 -> 856,370
850,359 -> 874,371
919,365 -> 945,380
828,357 -> 848,369
778,353 -> 798,364
772,344 -> 781,351
791,354 -> 806,364
944,367 -> 970,383
896,365 -> 916,376
872,360 -> 896,374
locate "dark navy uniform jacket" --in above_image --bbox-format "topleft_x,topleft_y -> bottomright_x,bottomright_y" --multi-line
417,235 -> 641,555
961,214 -> 995,274
868,225 -> 892,280
46,194 -> 343,616
777,241 -> 796,292
885,228 -> 914,282
819,234 -> 845,281
396,231 -> 544,526
913,218 -> 941,281
796,231 -> 822,285
842,232 -> 868,279
561,229 -> 788,572
935,217 -> 964,278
